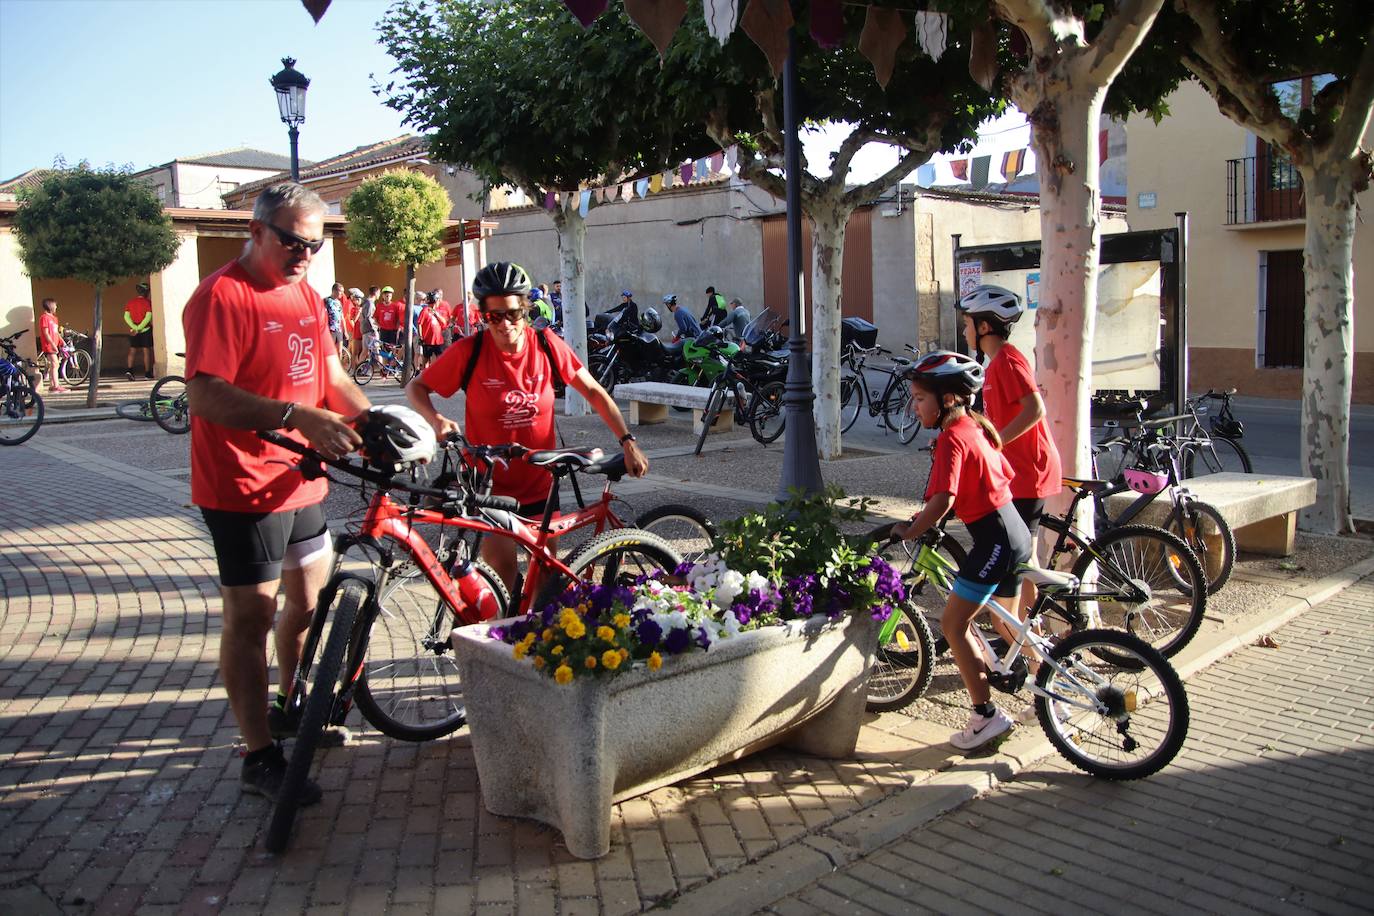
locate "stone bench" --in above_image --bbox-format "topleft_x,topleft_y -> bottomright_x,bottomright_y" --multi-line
1103,472 -> 1316,557
615,381 -> 733,435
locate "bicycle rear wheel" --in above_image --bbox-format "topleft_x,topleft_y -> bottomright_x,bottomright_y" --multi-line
62,350 -> 92,385
1035,629 -> 1188,780
353,559 -> 510,741
151,375 -> 190,434
1183,435 -> 1251,477
634,504 -> 716,564
265,577 -> 364,854
748,381 -> 785,444
0,381 -> 42,445
1166,501 -> 1236,595
1069,524 -> 1206,659
533,529 -> 682,614
115,399 -> 154,421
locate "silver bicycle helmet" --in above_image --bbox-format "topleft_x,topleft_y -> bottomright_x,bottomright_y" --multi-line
957,284 -> 1025,323
356,405 -> 436,470
905,350 -> 985,396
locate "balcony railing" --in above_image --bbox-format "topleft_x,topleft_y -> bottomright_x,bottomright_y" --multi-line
1226,154 -> 1305,225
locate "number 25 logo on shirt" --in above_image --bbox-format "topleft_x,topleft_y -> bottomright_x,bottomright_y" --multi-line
501,390 -> 539,428
287,333 -> 316,383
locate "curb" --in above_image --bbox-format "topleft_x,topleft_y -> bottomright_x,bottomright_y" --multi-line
665,552 -> 1374,916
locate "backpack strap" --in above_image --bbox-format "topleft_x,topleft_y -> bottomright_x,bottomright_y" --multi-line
459,327 -> 565,397
459,328 -> 485,392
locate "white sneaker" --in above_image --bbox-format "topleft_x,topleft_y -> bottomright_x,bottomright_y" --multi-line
950,708 -> 1013,750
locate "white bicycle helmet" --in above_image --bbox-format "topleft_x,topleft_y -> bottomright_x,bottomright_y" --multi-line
357,405 -> 436,470
958,284 -> 1025,323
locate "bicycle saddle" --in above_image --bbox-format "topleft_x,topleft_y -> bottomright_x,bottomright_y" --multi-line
526,447 -> 603,469
1020,566 -> 1079,594
582,452 -> 627,481
1061,477 -> 1111,493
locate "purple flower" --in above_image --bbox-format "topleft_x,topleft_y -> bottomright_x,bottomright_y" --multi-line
824,586 -> 851,620
636,618 -> 663,647
870,602 -> 894,622
867,556 -> 906,603
785,574 -> 819,618
673,560 -> 695,577
663,626 -> 693,655
488,626 -> 507,642
694,626 -> 712,649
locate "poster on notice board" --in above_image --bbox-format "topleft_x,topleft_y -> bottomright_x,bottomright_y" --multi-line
958,261 -> 982,298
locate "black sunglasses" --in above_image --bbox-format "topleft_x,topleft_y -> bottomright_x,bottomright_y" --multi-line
265,222 -> 325,255
482,308 -> 528,325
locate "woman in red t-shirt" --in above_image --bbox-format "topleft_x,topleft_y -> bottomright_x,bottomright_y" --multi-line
891,351 -> 1032,751
958,285 -> 1062,624
37,298 -> 67,392
405,262 -> 649,590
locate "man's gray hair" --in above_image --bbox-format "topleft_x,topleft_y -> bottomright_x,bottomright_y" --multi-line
253,182 -> 327,224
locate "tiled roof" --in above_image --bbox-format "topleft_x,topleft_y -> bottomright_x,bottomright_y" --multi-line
229,135 -> 431,197
0,168 -> 60,193
179,147 -> 305,170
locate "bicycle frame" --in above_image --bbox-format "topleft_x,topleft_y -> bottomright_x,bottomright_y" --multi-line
1040,490 -> 1151,606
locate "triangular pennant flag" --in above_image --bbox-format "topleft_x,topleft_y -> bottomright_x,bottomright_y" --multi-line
913,11 -> 947,61
1099,129 -> 1110,162
565,192 -> 576,211
636,178 -> 650,198
544,190 -> 556,210
741,0 -> 794,78
621,182 -> 634,201
650,173 -> 663,193
693,158 -> 708,181
969,17 -> 998,92
662,169 -> 675,189
679,162 -> 693,185
301,0 -> 331,24
726,146 -> 739,173
916,164 -> 936,187
624,0 -> 687,59
578,190 -> 591,217
710,151 -> 724,173
703,0 -> 740,45
563,0 -> 609,28
950,159 -> 969,182
970,156 -> 991,191
601,186 -> 615,203
809,0 -> 843,50
1002,149 -> 1025,182
858,6 -> 906,89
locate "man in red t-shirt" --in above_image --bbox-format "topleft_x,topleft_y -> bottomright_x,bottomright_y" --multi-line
406,262 -> 648,588
37,298 -> 67,392
184,182 -> 370,805
374,286 -> 401,347
431,287 -> 453,344
124,282 -> 154,380
416,297 -> 446,369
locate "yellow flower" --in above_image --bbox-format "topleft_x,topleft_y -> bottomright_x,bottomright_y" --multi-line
521,632 -> 537,648
613,613 -> 631,629
565,620 -> 586,639
597,626 -> 616,642
585,656 -> 597,669
533,655 -> 546,670
618,648 -> 629,661
512,642 -> 529,660
601,650 -> 622,670
551,645 -> 564,656
542,628 -> 555,643
647,652 -> 662,671
554,664 -> 573,684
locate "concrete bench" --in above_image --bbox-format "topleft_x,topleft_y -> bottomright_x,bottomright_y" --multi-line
615,381 -> 733,435
1103,472 -> 1316,557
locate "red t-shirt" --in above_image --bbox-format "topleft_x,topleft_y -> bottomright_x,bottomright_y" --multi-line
419,327 -> 584,504
982,344 -> 1062,499
375,300 -> 401,330
417,309 -> 445,345
125,296 -> 152,327
183,260 -> 333,513
925,416 -> 1015,525
434,301 -> 452,327
343,301 -> 360,337
39,313 -> 61,353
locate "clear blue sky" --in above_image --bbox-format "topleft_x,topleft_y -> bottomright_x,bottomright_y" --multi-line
0,0 -> 409,180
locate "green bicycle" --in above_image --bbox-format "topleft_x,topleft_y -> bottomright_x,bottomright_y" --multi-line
115,371 -> 189,434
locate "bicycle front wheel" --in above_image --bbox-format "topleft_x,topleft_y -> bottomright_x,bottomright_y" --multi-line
1184,435 -> 1252,477
693,385 -> 727,456
1069,524 -> 1207,659
265,577 -> 364,854
62,350 -> 92,385
0,382 -> 43,445
748,381 -> 785,444
353,361 -> 374,386
354,558 -> 510,742
880,376 -> 910,434
634,504 -> 716,564
151,375 -> 190,434
1035,628 -> 1188,780
1166,501 -> 1236,595
115,399 -> 154,421
839,375 -> 862,432
534,529 -> 682,614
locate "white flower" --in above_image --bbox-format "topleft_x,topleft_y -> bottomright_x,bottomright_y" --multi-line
715,569 -> 746,607
745,571 -> 770,595
720,610 -> 743,637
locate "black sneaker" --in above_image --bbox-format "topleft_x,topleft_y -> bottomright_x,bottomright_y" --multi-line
144,370 -> 155,380
241,745 -> 322,805
125,371 -> 135,381
267,703 -> 350,747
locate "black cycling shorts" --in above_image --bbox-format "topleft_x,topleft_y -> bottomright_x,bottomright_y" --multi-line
422,343 -> 445,358
1011,497 -> 1046,541
379,329 -> 399,346
130,329 -> 153,348
953,502 -> 1032,603
201,503 -> 330,587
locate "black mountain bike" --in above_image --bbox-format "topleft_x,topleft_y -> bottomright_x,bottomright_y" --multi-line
1,331 -> 43,446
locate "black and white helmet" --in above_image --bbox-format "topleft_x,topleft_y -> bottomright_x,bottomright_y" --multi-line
905,350 -> 985,396
356,405 -> 436,470
471,261 -> 532,305
957,284 -> 1025,324
639,307 -> 662,333
662,294 -> 677,306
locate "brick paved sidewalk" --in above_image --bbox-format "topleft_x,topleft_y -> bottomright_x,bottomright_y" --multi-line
765,577 -> 1374,916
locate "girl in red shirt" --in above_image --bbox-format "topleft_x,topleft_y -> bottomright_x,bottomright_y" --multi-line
892,350 -> 1031,751
37,298 -> 67,392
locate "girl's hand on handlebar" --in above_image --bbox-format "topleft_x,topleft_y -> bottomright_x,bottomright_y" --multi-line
429,414 -> 461,441
291,406 -> 362,460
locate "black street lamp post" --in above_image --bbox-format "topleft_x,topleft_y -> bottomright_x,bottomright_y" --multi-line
269,57 -> 310,181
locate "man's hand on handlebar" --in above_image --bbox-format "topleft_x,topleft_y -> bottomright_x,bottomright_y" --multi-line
429,414 -> 461,442
288,405 -> 362,460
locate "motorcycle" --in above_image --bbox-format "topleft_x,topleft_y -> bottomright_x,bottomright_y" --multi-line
676,325 -> 739,387
588,308 -> 683,393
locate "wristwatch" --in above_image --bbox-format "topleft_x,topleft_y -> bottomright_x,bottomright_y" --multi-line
280,401 -> 298,430
618,432 -> 637,445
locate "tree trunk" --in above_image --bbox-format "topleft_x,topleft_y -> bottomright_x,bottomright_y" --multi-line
1297,162 -> 1358,534
809,206 -> 850,460
402,265 -> 417,384
1023,83 -> 1107,512
554,209 -> 590,417
87,286 -> 103,408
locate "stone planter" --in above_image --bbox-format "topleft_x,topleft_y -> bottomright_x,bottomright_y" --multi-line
450,613 -> 878,859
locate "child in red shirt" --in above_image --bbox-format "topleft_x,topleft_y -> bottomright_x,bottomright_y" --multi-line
37,298 -> 67,392
416,298 -> 446,369
891,350 -> 1031,750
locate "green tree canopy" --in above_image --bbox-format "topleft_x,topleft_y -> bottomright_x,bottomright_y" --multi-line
343,169 -> 451,269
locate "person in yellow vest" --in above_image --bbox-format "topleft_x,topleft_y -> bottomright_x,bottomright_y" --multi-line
124,282 -> 154,380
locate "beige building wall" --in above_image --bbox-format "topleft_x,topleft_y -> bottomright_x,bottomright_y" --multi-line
0,229 -> 36,360
1126,81 -> 1373,402
139,163 -> 289,209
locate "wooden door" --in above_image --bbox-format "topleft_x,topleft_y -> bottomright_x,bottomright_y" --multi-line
1262,250 -> 1305,368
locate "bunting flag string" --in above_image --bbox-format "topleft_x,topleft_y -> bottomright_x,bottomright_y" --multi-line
565,0 -> 608,28
650,173 -> 664,193
858,6 -> 906,89
913,11 -> 947,61
969,156 -> 990,191
623,0 -> 686,59
809,0 -> 843,50
1002,149 -> 1025,182
740,0 -> 793,77
578,189 -> 592,217
636,178 -> 650,198
679,162 -> 693,185
950,159 -> 969,182
544,190 -> 556,210
703,0 -> 739,45
710,150 -> 724,174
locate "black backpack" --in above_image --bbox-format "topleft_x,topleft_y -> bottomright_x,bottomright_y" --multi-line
458,327 -> 567,398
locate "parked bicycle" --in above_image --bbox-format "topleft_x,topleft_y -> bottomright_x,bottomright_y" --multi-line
1,330 -> 43,445
865,525 -> 1188,779
839,343 -> 920,442
692,337 -> 788,455
1097,390 -> 1251,479
256,430 -> 682,853
37,329 -> 92,387
353,343 -> 406,386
